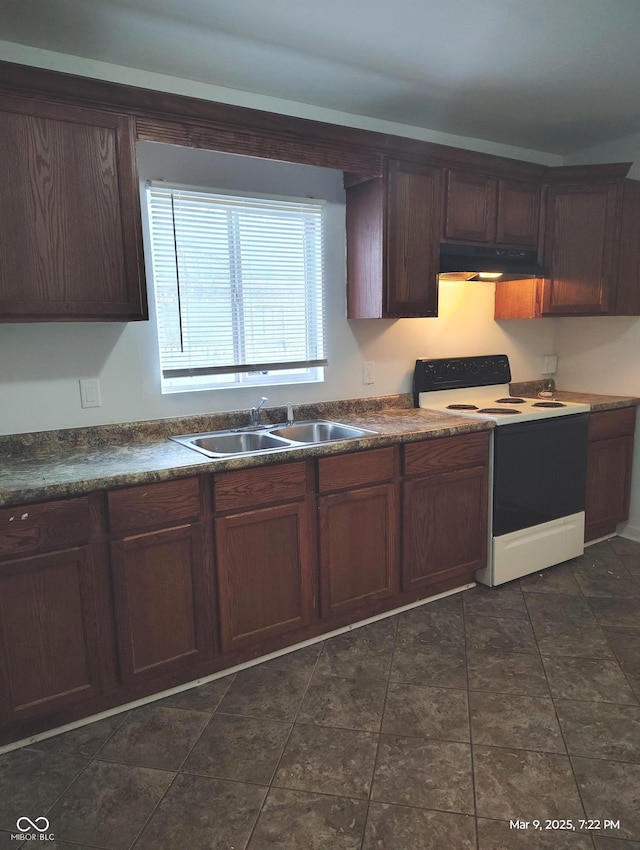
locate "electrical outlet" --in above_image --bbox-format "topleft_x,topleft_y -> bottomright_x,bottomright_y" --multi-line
79,378 -> 102,409
362,361 -> 375,385
542,354 -> 558,374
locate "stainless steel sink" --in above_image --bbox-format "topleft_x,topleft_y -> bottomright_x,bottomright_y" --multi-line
172,419 -> 377,458
172,430 -> 291,458
269,420 -> 376,443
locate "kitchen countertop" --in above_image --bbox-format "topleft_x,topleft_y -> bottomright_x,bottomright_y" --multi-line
1,389 -> 637,509
0,404 -> 492,508
510,382 -> 639,412
548,390 -> 640,412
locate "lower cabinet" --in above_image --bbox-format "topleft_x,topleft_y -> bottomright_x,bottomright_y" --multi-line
0,496 -> 104,728
107,477 -> 215,688
214,462 -> 315,652
0,546 -> 103,725
318,448 -> 398,618
110,523 -> 213,685
402,433 -> 490,592
585,407 -> 636,541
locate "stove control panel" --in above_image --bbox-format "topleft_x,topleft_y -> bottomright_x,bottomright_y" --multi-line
413,355 -> 512,405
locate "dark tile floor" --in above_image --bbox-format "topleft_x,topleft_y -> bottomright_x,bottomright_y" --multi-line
2,538 -> 640,849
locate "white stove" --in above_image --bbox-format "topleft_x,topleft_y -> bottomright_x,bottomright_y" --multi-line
413,355 -> 591,586
419,384 -> 590,424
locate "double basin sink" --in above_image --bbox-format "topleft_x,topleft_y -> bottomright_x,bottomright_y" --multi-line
172,420 -> 378,458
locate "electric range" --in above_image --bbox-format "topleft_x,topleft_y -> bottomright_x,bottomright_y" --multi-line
413,355 -> 590,586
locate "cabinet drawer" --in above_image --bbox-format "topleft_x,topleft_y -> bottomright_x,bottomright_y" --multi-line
0,498 -> 90,560
108,477 -> 200,534
318,447 -> 395,493
214,462 -> 307,512
404,432 -> 490,477
588,407 -> 636,441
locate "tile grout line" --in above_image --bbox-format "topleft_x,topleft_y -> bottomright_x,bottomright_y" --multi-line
360,612 -> 400,850
462,598 -> 481,850
242,640 -> 326,850
122,676 -> 237,850
21,719 -> 127,850
528,568 -> 593,839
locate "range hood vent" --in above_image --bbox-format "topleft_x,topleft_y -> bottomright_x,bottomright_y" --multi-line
439,244 -> 547,281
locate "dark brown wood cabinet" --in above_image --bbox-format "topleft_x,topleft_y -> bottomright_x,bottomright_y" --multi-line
541,180 -> 618,315
318,448 -> 398,618
402,433 -> 489,593
443,169 -> 540,248
585,407 -> 636,542
108,478 -> 215,686
214,463 -> 315,652
0,497 -> 104,727
346,159 -> 442,317
0,94 -> 147,321
495,165 -> 640,319
497,178 -> 541,247
443,170 -> 497,243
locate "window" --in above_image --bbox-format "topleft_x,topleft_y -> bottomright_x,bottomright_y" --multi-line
146,183 -> 326,393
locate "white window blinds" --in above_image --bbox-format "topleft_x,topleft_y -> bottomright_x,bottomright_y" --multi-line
146,184 -> 326,387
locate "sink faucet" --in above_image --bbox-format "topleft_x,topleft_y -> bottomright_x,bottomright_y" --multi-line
249,396 -> 268,427
286,402 -> 295,426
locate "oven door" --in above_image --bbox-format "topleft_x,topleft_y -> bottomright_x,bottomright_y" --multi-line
492,413 -> 588,537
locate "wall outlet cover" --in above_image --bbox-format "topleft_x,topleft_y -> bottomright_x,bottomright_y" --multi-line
79,378 -> 102,409
362,361 -> 375,385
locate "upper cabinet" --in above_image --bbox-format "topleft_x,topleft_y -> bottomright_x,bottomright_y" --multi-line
0,95 -> 147,322
541,179 -> 618,314
2,61 -> 639,323
346,159 -> 443,318
495,164 -> 640,319
443,169 -> 540,248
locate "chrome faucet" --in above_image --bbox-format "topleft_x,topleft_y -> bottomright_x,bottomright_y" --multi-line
286,402 -> 295,426
249,396 -> 268,427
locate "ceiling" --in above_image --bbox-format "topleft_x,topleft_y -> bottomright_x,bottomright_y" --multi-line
2,0 -> 640,155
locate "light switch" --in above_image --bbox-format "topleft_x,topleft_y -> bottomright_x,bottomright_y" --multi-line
79,378 -> 102,409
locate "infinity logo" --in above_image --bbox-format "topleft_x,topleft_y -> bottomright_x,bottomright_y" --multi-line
16,816 -> 50,832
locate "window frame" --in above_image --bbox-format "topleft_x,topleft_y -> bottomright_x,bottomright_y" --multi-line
144,181 -> 327,394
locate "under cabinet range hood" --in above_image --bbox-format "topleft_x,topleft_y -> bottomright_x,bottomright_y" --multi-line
439,244 -> 548,281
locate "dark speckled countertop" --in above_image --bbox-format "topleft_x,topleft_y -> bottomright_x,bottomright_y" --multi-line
0,396 -> 492,508
510,381 -> 639,412
1,389 -> 637,509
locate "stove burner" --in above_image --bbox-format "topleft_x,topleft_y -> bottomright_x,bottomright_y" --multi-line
477,407 -> 521,415
532,401 -> 566,408
446,404 -> 479,410
495,397 -> 526,404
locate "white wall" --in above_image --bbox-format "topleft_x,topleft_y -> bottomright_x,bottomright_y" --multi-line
556,131 -> 640,539
0,46 -> 559,436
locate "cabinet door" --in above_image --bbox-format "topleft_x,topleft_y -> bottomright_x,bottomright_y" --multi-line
443,169 -> 497,243
496,178 -> 540,247
386,160 -> 442,317
585,435 -> 633,542
0,95 -> 146,321
0,547 -> 101,723
402,466 -> 488,592
541,183 -> 618,315
215,501 -> 314,652
319,483 -> 397,619
110,524 -> 213,686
